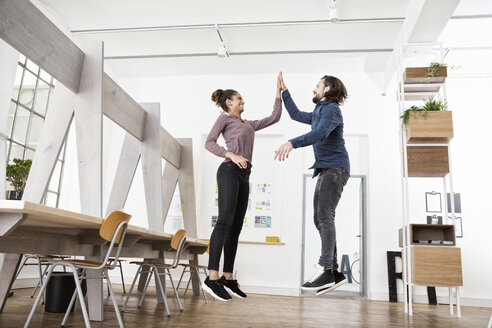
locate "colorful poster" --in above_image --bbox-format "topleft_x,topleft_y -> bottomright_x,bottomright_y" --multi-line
257,183 -> 272,194
255,215 -> 271,228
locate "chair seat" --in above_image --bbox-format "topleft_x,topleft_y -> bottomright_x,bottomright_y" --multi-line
180,263 -> 208,270
46,259 -> 110,268
108,258 -> 126,262
130,261 -> 172,268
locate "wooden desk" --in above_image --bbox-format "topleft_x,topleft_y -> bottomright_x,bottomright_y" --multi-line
0,200 -> 207,321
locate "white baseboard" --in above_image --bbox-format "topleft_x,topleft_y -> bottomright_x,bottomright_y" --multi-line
370,292 -> 492,308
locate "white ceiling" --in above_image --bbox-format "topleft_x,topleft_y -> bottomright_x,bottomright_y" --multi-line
36,0 -> 492,79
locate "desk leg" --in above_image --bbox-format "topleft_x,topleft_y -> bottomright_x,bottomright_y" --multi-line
86,255 -> 103,322
190,254 -> 201,296
0,253 -> 22,312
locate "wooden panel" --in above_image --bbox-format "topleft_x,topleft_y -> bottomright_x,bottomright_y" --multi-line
406,111 -> 453,144
404,67 -> 447,84
0,213 -> 25,237
106,133 -> 141,214
161,161 -> 179,220
0,254 -> 22,312
0,0 -> 84,93
74,41 -> 103,217
160,127 -> 182,168
399,224 -> 455,247
102,73 -> 146,141
23,84 -> 75,203
407,146 -> 449,177
411,246 -> 463,286
177,138 -> 198,237
140,103 -> 164,231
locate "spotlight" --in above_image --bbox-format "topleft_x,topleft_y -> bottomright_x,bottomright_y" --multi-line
217,42 -> 228,58
329,0 -> 339,23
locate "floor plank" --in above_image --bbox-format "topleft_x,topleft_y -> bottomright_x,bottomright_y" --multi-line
0,286 -> 490,327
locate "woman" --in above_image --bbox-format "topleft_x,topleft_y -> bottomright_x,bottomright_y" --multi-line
203,73 -> 283,301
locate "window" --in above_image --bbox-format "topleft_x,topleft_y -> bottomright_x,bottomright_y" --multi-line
7,54 -> 67,207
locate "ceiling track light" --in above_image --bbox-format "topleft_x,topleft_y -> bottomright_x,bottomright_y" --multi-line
215,24 -> 230,58
329,0 -> 339,23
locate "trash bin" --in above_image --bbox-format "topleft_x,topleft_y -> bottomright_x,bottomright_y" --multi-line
45,272 -> 86,313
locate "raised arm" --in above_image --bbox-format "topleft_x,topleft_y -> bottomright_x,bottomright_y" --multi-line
205,114 -> 228,158
290,104 -> 341,148
282,89 -> 312,124
248,98 -> 282,131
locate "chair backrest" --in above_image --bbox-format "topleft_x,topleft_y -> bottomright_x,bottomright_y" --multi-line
99,211 -> 132,269
170,229 -> 187,268
100,211 -> 132,243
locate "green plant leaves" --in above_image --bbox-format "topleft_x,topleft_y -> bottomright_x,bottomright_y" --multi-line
6,158 -> 32,192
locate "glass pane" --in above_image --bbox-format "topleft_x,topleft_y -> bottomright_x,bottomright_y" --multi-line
39,69 -> 51,83
49,161 -> 62,191
6,102 -> 16,137
45,191 -> 58,207
12,66 -> 24,101
9,143 -> 25,162
27,113 -> 44,148
11,106 -> 30,144
19,70 -> 36,108
18,54 -> 26,65
24,148 -> 35,160
33,80 -> 50,116
26,59 -> 39,75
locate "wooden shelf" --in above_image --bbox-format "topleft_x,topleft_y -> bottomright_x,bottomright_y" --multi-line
399,224 -> 456,247
404,67 -> 447,84
406,146 -> 449,177
406,111 -> 453,144
411,246 -> 463,287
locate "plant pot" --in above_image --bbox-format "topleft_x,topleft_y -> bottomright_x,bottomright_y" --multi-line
406,146 -> 449,177
7,190 -> 23,200
404,66 -> 448,84
406,111 -> 453,144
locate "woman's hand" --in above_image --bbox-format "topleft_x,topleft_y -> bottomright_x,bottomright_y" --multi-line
226,152 -> 249,169
278,72 -> 287,91
276,72 -> 282,97
274,141 -> 293,161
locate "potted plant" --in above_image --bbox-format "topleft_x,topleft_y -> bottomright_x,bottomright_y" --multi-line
401,98 -> 453,144
6,158 -> 32,200
404,62 -> 448,84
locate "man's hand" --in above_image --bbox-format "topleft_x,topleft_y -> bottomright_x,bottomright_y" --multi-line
274,141 -> 293,161
279,72 -> 287,91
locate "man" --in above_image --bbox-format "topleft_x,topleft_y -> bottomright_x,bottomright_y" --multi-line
274,73 -> 350,296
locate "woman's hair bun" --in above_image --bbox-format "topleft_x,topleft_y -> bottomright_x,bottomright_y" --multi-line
211,89 -> 224,107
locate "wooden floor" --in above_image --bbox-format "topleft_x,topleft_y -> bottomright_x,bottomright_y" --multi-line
1,287 -> 490,327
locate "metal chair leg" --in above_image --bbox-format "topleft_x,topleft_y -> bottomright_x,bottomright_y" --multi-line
70,266 -> 91,328
122,265 -> 142,312
106,271 -> 124,328
195,267 -> 208,304
61,288 -> 78,327
183,268 -> 193,298
118,260 -> 126,293
24,264 -> 56,328
153,266 -> 171,317
166,268 -> 183,311
176,266 -> 187,292
138,266 -> 152,307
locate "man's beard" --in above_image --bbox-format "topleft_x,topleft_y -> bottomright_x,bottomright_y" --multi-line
312,95 -> 321,104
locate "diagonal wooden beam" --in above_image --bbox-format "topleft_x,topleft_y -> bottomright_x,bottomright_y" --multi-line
103,73 -> 146,141
160,127 -> 182,168
0,0 -> 84,93
177,138 -> 197,237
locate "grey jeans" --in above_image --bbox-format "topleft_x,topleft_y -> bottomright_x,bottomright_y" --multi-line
314,167 -> 350,270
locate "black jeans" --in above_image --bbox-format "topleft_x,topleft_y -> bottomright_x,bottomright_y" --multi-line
208,161 -> 251,272
314,167 -> 350,270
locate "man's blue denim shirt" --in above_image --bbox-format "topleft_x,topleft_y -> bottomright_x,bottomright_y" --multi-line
282,89 -> 350,177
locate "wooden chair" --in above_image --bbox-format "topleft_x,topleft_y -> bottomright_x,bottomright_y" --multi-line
24,211 -> 132,328
121,229 -> 186,317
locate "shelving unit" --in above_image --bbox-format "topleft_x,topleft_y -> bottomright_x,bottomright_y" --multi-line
397,42 -> 463,317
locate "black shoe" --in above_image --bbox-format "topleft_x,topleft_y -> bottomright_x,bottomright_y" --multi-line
316,270 -> 348,296
202,277 -> 232,301
301,266 -> 335,290
220,276 -> 247,299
